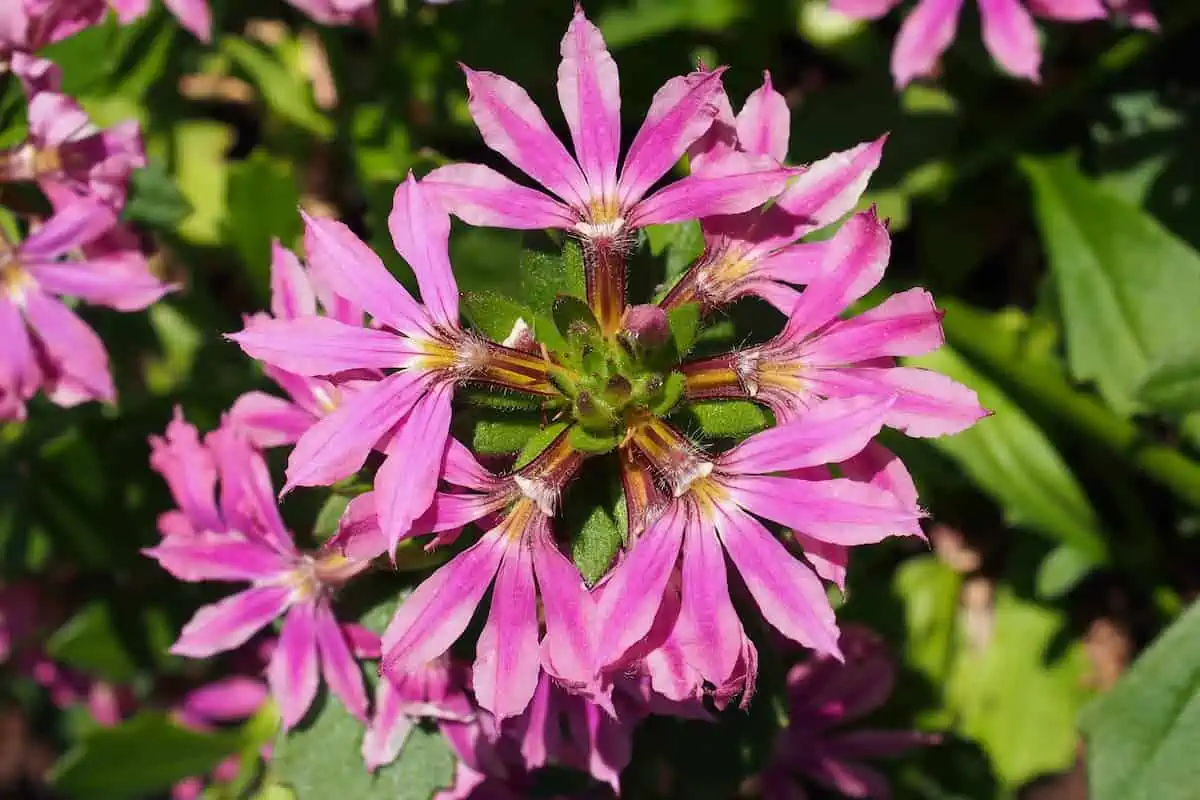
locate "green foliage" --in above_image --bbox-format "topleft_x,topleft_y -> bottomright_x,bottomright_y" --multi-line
1136,353 -> 1200,415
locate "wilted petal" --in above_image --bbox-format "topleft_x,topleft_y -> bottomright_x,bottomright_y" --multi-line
231,315 -> 418,376
268,602 -> 320,729
714,506 -> 840,656
978,0 -> 1042,81
269,242 -> 317,320
462,66 -> 590,207
423,164 -> 578,230
314,601 -> 368,722
22,289 -> 114,405
735,72 -> 790,161
389,174 -> 460,327
473,538 -> 540,720
173,585 -> 293,659
227,391 -> 315,449
376,382 -> 454,552
145,532 -> 288,583
891,0 -> 966,88
557,6 -> 621,201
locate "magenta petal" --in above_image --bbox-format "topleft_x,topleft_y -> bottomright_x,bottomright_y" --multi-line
178,677 -> 268,725
26,258 -> 171,312
719,396 -> 894,475
557,6 -> 621,200
284,371 -> 425,492
302,212 -> 429,335
172,585 -> 293,659
774,137 -> 886,238
376,382 -> 453,552
807,288 -> 944,363
830,0 -> 904,19
423,164 -> 578,230
631,162 -> 797,227
473,538 -> 540,720
0,300 -> 38,408
362,677 -> 415,772
794,533 -> 849,590
230,316 -> 417,376
618,68 -> 728,208
22,289 -> 114,406
462,66 -> 590,208
145,532 -> 289,583
978,0 -> 1042,81
381,529 -> 507,671
314,601 -> 368,722
163,0 -> 212,41
674,513 -> 743,688
268,602 -> 320,729
442,437 -> 498,491
840,440 -> 920,512
328,492 -> 387,561
530,524 -> 595,689
389,174 -> 460,327
206,425 -> 294,555
1026,0 -> 1107,20
891,0 -> 966,88
731,475 -> 923,545
269,242 -> 318,320
735,72 -> 790,162
227,391 -> 315,449
811,366 -> 988,438
149,409 -> 223,536
18,200 -> 115,261
714,506 -> 841,656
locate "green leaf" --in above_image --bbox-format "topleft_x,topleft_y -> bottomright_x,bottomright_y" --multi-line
1136,352 -> 1200,415
1082,600 -> 1200,800
51,712 -> 244,799
552,295 -> 601,342
911,336 -> 1109,563
1037,544 -> 1103,599
461,291 -> 530,343
893,555 -> 963,688
468,411 -> 545,456
221,37 -> 333,138
45,600 -> 174,683
514,422 -> 570,470
666,303 -> 701,360
123,161 -> 192,230
562,458 -> 626,584
172,120 -> 234,246
645,220 -> 704,284
947,588 -> 1092,788
225,150 -> 303,293
568,425 -> 620,455
314,494 -> 351,541
273,691 -> 454,800
1023,155 -> 1200,413
679,400 -> 772,440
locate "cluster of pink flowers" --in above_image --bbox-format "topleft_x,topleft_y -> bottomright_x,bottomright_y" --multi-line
133,6 -> 985,795
830,0 -> 1157,86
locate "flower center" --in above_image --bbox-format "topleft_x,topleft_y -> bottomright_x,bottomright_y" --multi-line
0,258 -> 31,305
575,196 -> 625,240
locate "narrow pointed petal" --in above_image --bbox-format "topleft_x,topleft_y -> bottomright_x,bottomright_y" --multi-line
22,290 -> 114,405
531,525 -> 595,688
144,532 -> 288,582
149,409 -> 222,535
1026,0 -> 1107,20
284,371 -> 424,492
804,287 -> 943,363
631,161 -> 797,227
163,0 -> 212,42
327,492 -> 387,561
719,396 -> 894,474
442,437 -> 498,491
462,66 -> 590,207
793,533 -> 849,590
362,677 -> 415,772
376,382 -> 453,552
830,0 -> 905,18
618,68 -> 727,207
675,515 -> 743,687
735,72 -> 790,161
978,0 -> 1042,81
731,475 -> 923,544
756,239 -> 829,286
0,301 -> 38,404
25,259 -> 171,312
417,491 -> 503,535
381,530 -> 506,671
206,425 -> 293,554
810,366 -> 988,437
231,313 -> 417,377
270,242 -> 317,320
172,585 -> 293,658
268,602 -> 320,729
18,201 -> 115,261
227,391 -> 315,449
423,164 -> 578,230
840,441 -> 920,512
774,137 -> 887,237
302,213 -> 429,335
473,540 -> 540,720
314,602 -> 368,722
558,6 -> 621,200
178,677 -> 268,725
715,506 -> 841,656
891,0 -> 966,88
389,174 -> 460,327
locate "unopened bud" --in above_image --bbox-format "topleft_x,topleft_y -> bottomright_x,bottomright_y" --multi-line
620,304 -> 670,349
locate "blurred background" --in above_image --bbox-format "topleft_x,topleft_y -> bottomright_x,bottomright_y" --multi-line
2,1 -> 1199,798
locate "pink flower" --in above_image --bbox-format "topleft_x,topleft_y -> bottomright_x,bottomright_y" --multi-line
3,55 -> 145,213
362,655 -> 474,772
0,200 -> 169,420
171,676 -> 271,800
664,73 -> 887,314
110,0 -> 212,42
423,5 -> 797,244
682,210 -> 987,440
228,241 -> 368,448
0,0 -> 106,58
284,0 -> 376,26
231,174 -> 556,555
592,398 -> 923,695
760,626 -> 936,799
144,414 -> 372,729
830,0 -> 1157,87
375,434 -> 594,720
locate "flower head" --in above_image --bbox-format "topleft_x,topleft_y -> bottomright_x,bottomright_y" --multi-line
0,0 -> 106,60
362,654 -> 474,772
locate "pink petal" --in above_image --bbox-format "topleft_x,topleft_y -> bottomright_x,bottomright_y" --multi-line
302,212 -> 429,335
730,475 -> 923,545
979,0 -> 1042,81
0,300 -> 38,407
327,492 -> 387,561
18,200 -> 114,262
362,677 -> 416,772
376,382 -> 453,553
714,505 -> 840,655
172,585 -> 293,659
27,258 -> 171,313
283,371 -> 425,492
719,396 -> 895,474
178,677 -> 268,725
829,0 -> 904,19
473,538 -> 540,720
735,72 -> 790,161
442,437 -> 499,491
109,0 -> 151,24
840,440 -> 920,512
530,523 -> 595,689
380,529 -> 507,671
314,601 -> 368,722
674,513 -> 743,688
793,533 -> 849,590
804,288 -> 944,364
389,174 -> 460,327
891,0 -> 966,88
163,0 -> 212,42
774,137 -> 887,238
618,68 -> 727,208
269,242 -> 318,320
755,240 -> 830,287
149,409 -> 222,536
227,391 -> 316,449
423,164 -> 578,230
461,66 -> 590,208
22,289 -> 114,405
811,366 -> 988,437
230,313 -> 418,377
417,491 -> 505,535
557,5 -> 621,201
206,425 -> 294,555
631,160 -> 798,227
1026,0 -> 1107,20
268,602 -> 320,729
144,532 -> 288,582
